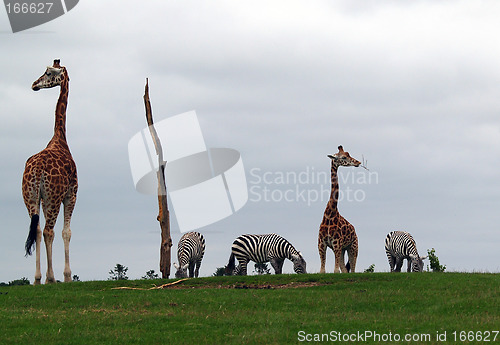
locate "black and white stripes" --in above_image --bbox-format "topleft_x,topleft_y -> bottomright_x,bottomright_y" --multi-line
225,233 -> 307,275
385,231 -> 427,272
174,231 -> 206,278
171,231 -> 428,277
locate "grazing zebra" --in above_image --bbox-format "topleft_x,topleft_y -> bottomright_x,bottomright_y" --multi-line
225,233 -> 307,275
173,231 -> 205,278
385,231 -> 427,272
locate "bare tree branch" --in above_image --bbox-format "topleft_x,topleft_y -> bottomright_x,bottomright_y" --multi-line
143,78 -> 172,279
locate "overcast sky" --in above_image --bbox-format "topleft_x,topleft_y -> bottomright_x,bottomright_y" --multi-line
1,1 -> 499,282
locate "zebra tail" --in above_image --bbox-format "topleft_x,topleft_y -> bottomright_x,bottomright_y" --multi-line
25,214 -> 39,257
225,252 -> 235,276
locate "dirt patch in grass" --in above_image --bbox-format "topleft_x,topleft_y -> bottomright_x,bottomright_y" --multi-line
174,281 -> 327,290
112,280 -> 327,291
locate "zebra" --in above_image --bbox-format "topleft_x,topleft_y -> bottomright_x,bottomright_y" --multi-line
225,233 -> 307,275
385,231 -> 427,272
173,231 -> 205,278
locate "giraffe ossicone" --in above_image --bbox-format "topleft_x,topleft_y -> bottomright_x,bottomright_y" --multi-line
22,59 -> 77,284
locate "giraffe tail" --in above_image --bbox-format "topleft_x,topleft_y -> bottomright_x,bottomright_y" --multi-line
225,252 -> 235,276
346,261 -> 351,273
25,214 -> 39,257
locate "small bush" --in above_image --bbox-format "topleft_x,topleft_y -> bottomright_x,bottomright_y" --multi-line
427,248 -> 446,272
109,264 -> 129,280
213,267 -> 226,276
8,277 -> 31,286
254,263 -> 271,275
142,270 -> 160,280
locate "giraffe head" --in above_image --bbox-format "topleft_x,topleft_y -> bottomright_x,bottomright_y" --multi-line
32,59 -> 69,91
328,146 -> 361,169
173,262 -> 189,278
291,252 -> 307,274
409,254 -> 427,272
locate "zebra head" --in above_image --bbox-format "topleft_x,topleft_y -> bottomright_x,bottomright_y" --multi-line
291,253 -> 307,274
173,263 -> 189,278
409,255 -> 427,272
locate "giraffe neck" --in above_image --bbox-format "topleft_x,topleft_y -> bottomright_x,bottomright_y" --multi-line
51,77 -> 69,143
326,163 -> 340,213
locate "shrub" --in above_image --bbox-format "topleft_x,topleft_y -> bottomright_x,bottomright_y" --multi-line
254,262 -> 271,275
427,248 -> 446,272
109,264 -> 129,280
8,277 -> 31,286
142,270 -> 160,280
213,267 -> 226,276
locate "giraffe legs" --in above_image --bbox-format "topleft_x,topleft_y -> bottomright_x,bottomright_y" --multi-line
43,225 -> 56,283
334,249 -> 347,273
42,196 -> 63,284
34,221 -> 42,285
22,168 -> 43,285
345,236 -> 358,273
318,240 -> 327,274
62,223 -> 72,282
346,245 -> 358,273
334,247 -> 356,273
62,194 -> 76,283
27,194 -> 74,284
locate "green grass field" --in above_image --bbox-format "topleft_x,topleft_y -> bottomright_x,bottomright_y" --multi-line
0,273 -> 498,344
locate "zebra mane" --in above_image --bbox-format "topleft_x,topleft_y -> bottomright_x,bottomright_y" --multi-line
283,240 -> 301,260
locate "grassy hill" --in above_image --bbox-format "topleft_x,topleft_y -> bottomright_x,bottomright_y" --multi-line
0,273 -> 498,344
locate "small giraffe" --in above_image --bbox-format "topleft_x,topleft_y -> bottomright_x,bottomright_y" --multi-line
318,146 -> 361,273
22,59 -> 77,284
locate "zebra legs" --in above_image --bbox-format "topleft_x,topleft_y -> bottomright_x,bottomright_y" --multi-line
195,261 -> 201,278
394,258 -> 404,272
388,257 -> 412,273
188,262 -> 195,278
236,259 -> 249,275
186,261 -> 202,278
270,258 -> 284,274
225,253 -> 248,275
386,251 -> 396,272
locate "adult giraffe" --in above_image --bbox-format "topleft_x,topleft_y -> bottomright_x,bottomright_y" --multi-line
318,146 -> 361,273
22,59 -> 78,284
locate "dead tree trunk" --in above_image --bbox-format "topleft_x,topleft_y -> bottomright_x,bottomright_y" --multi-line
143,78 -> 172,279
